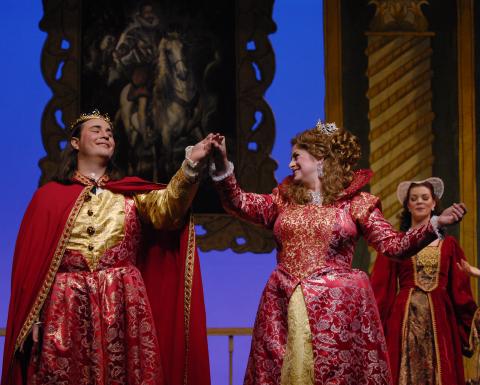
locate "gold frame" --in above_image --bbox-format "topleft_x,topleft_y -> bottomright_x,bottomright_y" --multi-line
457,0 -> 477,298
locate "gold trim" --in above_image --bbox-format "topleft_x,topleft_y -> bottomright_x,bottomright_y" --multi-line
324,0 -> 343,126
457,0 -> 477,300
183,215 -> 196,385
14,187 -> 91,352
427,293 -> 442,384
401,288 -> 413,343
411,242 -> 441,292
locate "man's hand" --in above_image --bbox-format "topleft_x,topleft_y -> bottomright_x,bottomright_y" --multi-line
189,133 -> 215,163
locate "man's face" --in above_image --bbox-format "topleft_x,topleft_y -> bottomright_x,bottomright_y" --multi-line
71,118 -> 115,161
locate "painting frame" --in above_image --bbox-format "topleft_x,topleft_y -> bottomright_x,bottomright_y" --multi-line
38,0 -> 278,253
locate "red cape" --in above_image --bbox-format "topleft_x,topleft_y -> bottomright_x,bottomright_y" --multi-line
2,177 -> 210,385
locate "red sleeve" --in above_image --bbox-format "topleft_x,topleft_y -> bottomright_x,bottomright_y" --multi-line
446,237 -> 479,356
351,192 -> 437,260
370,252 -> 398,330
214,174 -> 280,229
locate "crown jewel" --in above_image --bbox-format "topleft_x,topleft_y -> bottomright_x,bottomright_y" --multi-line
69,109 -> 112,132
315,119 -> 338,135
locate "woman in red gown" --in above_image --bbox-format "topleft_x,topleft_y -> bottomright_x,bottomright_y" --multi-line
2,111 -> 212,385
370,178 -> 479,385
209,123 -> 466,385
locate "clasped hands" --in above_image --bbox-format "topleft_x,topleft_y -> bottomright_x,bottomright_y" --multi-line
188,133 -> 228,174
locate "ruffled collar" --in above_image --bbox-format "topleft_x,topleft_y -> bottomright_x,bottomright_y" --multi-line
338,169 -> 373,200
279,169 -> 373,203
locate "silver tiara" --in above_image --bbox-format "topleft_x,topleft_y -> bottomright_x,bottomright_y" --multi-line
315,119 -> 338,135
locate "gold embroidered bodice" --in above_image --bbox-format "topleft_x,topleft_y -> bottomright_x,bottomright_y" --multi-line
414,244 -> 441,292
66,168 -> 197,270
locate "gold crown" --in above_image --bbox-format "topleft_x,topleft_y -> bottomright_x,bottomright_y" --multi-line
69,109 -> 112,133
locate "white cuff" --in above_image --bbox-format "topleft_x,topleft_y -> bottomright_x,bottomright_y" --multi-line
210,161 -> 234,182
430,215 -> 444,239
185,146 -> 199,169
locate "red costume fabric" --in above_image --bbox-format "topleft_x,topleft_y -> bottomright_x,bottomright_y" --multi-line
370,236 -> 479,385
1,177 -> 210,385
215,170 -> 438,385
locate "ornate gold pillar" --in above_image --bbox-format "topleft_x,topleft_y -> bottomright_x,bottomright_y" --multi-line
366,1 -> 435,231
324,0 -> 343,126
457,1 -> 478,381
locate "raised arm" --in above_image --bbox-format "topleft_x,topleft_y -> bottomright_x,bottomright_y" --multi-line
352,192 -> 445,260
134,165 -> 198,230
214,171 -> 279,228
211,134 -> 279,228
134,136 -> 213,229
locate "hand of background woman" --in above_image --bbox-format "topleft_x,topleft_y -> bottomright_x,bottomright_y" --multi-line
457,258 -> 480,278
437,203 -> 467,227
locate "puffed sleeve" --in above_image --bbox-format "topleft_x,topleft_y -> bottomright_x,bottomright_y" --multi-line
351,192 -> 437,260
445,236 -> 480,356
134,166 -> 199,230
214,173 -> 280,229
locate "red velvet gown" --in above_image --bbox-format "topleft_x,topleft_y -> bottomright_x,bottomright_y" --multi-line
370,236 -> 480,385
215,170 -> 438,385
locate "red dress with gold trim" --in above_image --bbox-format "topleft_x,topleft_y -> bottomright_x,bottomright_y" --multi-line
370,236 -> 480,385
215,170 -> 438,385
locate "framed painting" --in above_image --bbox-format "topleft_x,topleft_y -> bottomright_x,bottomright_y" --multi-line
38,0 -> 278,252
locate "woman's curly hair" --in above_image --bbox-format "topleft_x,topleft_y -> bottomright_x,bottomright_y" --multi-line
282,126 -> 361,205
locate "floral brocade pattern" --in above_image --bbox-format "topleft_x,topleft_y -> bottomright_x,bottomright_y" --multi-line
216,174 -> 437,385
28,197 -> 163,385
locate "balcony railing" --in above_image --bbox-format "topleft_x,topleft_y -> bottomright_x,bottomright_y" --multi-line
0,327 -> 252,385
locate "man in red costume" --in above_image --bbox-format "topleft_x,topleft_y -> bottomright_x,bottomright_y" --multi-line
2,110 -> 212,385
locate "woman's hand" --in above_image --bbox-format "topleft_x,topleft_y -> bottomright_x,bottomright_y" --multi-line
32,323 -> 40,343
211,134 -> 229,175
457,258 -> 480,278
189,134 -> 215,163
437,203 -> 467,227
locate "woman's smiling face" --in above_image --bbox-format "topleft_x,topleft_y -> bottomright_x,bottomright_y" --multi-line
289,145 -> 322,186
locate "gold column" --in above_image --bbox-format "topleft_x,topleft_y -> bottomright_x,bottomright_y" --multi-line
324,0 -> 343,126
457,0 -> 477,380
366,1 -> 435,232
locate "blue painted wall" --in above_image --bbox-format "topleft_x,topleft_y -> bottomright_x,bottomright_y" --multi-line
0,1 -> 324,383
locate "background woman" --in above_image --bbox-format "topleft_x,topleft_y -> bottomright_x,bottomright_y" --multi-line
210,123 -> 465,385
370,178 -> 478,385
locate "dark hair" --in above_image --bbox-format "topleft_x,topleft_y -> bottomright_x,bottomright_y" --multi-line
53,120 -> 123,184
399,182 -> 441,231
